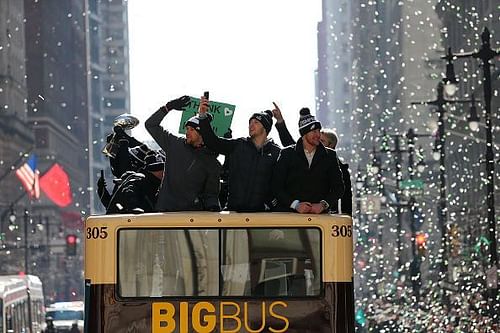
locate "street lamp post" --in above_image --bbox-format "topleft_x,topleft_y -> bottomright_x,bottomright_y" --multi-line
377,129 -> 431,301
378,132 -> 404,274
411,82 -> 473,294
443,27 -> 499,305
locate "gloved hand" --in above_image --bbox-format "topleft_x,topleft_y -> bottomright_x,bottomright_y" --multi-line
113,126 -> 131,140
166,95 -> 190,111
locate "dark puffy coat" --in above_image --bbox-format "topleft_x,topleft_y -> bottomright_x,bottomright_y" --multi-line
272,138 -> 344,211
106,171 -> 161,214
145,107 -> 221,211
199,117 -> 281,212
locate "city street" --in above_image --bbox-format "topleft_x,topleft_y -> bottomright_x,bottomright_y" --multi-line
0,0 -> 498,332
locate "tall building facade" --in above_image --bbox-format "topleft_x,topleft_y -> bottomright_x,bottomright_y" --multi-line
23,0 -> 89,301
316,0 -> 353,157
0,0 -> 34,274
348,0 -> 445,303
88,0 -> 131,214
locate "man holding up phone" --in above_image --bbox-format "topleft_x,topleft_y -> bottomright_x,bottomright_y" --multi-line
145,95 -> 221,211
197,94 -> 281,212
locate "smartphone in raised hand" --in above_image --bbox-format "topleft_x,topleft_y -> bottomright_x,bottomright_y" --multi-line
203,91 -> 209,99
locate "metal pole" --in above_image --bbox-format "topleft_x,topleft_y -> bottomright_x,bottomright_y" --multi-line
437,102 -> 449,284
448,26 -> 498,317
407,129 -> 421,302
24,209 -> 29,275
478,28 -> 498,302
394,137 -> 403,274
478,28 -> 498,303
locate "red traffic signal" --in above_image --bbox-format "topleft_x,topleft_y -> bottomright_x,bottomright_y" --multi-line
66,234 -> 77,256
415,232 -> 427,256
415,233 -> 426,246
66,234 -> 77,244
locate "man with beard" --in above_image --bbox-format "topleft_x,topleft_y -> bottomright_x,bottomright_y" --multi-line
272,107 -> 344,214
198,95 -> 280,212
145,95 -> 221,211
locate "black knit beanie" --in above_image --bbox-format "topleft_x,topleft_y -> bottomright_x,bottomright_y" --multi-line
185,115 -> 202,131
249,110 -> 273,134
144,152 -> 165,172
298,107 -> 321,136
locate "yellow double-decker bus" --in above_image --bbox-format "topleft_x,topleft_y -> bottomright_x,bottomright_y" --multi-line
84,212 -> 354,332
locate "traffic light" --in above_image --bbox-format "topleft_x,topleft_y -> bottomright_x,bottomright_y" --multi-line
66,234 -> 77,256
415,232 -> 427,256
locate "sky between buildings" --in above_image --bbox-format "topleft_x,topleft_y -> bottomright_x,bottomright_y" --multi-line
128,0 -> 322,143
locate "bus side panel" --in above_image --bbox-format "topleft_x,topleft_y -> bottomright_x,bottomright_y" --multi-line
327,282 -> 355,333
86,283 -> 354,333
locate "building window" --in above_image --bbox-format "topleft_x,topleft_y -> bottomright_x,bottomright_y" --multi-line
104,98 -> 126,109
34,128 -> 49,148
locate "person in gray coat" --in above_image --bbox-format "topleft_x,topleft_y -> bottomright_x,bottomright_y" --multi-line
145,95 -> 221,211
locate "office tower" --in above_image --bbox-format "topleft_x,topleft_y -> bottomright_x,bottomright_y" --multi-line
24,0 -> 89,301
316,0 -> 353,158
88,0 -> 131,213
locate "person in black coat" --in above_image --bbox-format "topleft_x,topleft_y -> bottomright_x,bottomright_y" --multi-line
198,95 -> 281,212
272,107 -> 344,214
145,96 -> 221,212
319,129 -> 352,215
272,102 -> 352,215
106,152 -> 164,214
106,126 -> 153,178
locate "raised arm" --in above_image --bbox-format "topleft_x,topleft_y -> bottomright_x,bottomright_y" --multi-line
144,96 -> 190,151
198,95 -> 238,155
272,102 -> 296,147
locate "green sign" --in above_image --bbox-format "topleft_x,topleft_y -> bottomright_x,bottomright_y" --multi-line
178,97 -> 236,137
400,179 -> 424,190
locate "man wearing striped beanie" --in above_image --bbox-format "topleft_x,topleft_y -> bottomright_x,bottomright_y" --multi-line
273,108 -> 344,214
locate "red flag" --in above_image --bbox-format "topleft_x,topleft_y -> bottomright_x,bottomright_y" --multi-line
39,163 -> 72,207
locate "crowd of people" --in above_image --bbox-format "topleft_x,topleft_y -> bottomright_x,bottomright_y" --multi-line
97,94 -> 352,216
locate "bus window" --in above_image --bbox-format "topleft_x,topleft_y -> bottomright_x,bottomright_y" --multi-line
118,227 -> 321,298
118,229 -> 219,297
6,305 -> 12,332
45,309 -> 84,321
222,228 -> 321,297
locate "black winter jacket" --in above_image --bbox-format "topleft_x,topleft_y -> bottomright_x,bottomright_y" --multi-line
272,138 -> 345,211
275,121 -> 352,215
145,107 -> 221,211
199,117 -> 281,212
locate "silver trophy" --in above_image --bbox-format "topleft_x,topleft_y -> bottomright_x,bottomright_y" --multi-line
102,114 -> 140,158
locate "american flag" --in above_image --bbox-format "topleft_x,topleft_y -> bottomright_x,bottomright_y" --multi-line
15,154 -> 40,199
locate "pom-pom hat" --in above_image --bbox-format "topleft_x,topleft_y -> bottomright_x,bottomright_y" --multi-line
185,113 -> 213,132
185,115 -> 202,131
249,110 -> 273,134
129,144 -> 149,165
298,108 -> 321,136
